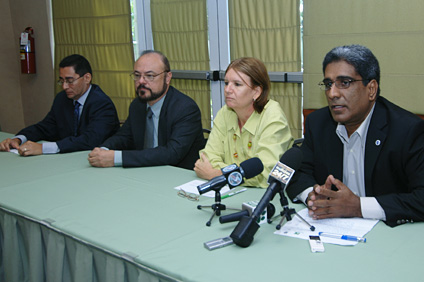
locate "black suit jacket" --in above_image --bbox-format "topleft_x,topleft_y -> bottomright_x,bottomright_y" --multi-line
101,86 -> 205,170
18,84 -> 120,153
287,97 -> 424,227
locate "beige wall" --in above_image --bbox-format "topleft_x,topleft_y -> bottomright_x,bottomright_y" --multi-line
303,0 -> 424,115
0,0 -> 54,133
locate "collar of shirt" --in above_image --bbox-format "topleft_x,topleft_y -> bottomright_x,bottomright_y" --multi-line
336,103 -> 376,146
146,94 -> 166,118
74,85 -> 91,107
226,106 -> 262,136
243,110 -> 261,135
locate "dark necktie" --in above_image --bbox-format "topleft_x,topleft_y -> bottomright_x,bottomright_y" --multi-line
74,101 -> 80,136
144,107 -> 154,149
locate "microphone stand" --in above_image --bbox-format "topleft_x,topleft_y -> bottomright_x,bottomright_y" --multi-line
197,190 -> 240,227
269,189 -> 315,231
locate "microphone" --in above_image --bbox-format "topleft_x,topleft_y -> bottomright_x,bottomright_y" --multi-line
229,147 -> 303,247
219,202 -> 276,224
197,157 -> 264,195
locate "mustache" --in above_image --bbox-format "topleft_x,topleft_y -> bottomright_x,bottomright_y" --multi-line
137,84 -> 151,93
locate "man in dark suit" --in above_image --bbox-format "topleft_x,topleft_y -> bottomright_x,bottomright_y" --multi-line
88,50 -> 204,170
286,45 -> 424,227
0,54 -> 120,155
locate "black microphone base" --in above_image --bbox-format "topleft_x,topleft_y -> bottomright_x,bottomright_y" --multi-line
230,216 -> 260,248
219,210 -> 249,224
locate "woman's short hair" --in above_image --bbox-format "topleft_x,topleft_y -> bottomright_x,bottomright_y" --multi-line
225,57 -> 270,113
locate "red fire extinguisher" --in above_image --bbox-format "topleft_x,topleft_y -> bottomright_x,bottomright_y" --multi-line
20,27 -> 36,74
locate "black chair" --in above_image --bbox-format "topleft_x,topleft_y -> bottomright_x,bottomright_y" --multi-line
202,128 -> 211,137
292,138 -> 304,148
202,128 -> 211,147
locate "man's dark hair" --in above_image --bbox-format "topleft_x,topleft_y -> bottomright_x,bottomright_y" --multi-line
59,54 -> 92,77
140,50 -> 171,72
323,44 -> 381,96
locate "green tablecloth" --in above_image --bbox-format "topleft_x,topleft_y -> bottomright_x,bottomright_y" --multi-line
0,132 -> 422,282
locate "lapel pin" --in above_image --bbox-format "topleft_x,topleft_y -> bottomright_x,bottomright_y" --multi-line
375,140 -> 381,146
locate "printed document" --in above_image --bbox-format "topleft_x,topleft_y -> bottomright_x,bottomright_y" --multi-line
274,208 -> 379,245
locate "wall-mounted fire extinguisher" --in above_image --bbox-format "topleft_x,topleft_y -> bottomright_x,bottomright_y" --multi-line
20,27 -> 36,74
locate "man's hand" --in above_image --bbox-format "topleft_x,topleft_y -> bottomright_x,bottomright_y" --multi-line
18,141 -> 42,156
194,153 -> 221,180
307,175 -> 333,206
307,175 -> 362,219
88,147 -> 115,167
0,138 -> 21,152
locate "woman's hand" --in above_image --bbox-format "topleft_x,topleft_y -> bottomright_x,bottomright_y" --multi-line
194,153 -> 222,180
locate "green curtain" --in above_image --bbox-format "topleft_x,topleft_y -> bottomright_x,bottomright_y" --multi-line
303,0 -> 424,115
52,0 -> 134,121
150,0 -> 211,130
229,0 -> 302,138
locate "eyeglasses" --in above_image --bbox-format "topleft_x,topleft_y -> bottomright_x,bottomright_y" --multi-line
177,189 -> 199,201
130,71 -> 168,82
318,78 -> 369,91
57,76 -> 83,86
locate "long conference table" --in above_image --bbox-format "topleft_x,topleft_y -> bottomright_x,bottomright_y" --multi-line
0,131 -> 422,282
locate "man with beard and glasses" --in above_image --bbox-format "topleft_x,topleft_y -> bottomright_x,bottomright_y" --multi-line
88,50 -> 205,169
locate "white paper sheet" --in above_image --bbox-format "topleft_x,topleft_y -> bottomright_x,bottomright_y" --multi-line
274,208 -> 379,246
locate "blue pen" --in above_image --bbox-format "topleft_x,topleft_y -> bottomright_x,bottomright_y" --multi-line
319,232 -> 366,243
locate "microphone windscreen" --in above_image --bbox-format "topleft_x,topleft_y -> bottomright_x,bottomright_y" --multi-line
279,147 -> 303,171
240,157 -> 264,179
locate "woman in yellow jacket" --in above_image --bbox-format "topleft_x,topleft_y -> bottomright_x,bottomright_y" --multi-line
194,57 -> 293,188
